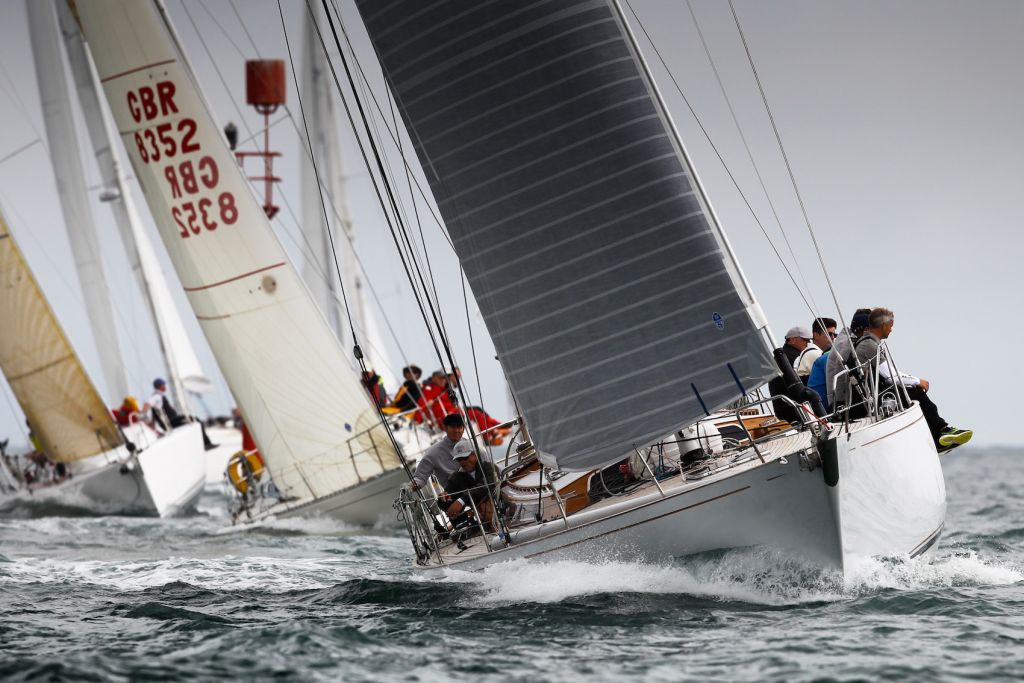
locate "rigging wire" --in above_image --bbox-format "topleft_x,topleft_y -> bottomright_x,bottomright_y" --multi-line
310,0 -> 456,383
281,0 -> 420,486
683,0 -> 823,318
726,0 -> 847,328
314,1 -> 502,491
621,0 -> 818,320
277,2 -> 360,347
326,0 -> 455,252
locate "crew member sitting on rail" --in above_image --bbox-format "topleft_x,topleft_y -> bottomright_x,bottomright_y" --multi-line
111,396 -> 141,427
419,371 -> 458,428
444,367 -> 511,445
854,307 -> 972,451
389,365 -> 424,419
444,439 -> 501,531
147,378 -> 217,450
360,370 -> 389,408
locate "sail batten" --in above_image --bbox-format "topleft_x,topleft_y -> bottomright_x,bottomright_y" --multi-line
358,0 -> 776,469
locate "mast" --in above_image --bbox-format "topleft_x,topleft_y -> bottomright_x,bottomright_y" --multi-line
26,0 -> 129,403
53,0 -> 211,413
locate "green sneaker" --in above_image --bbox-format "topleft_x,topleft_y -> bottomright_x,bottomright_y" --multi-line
938,427 -> 973,448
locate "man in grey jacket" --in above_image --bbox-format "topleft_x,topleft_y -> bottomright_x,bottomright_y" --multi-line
409,413 -> 465,491
854,307 -> 972,450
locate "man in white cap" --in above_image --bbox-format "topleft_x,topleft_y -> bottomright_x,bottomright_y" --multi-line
785,325 -> 821,381
444,440 -> 500,529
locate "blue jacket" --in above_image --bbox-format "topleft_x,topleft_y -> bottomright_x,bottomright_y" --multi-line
808,351 -> 830,411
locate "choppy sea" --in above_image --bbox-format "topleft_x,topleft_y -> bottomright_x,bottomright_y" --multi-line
1,447 -> 1022,682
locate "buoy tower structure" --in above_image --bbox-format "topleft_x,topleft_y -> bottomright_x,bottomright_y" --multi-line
230,59 -> 285,219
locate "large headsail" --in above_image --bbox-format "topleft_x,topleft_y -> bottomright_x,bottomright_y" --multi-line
356,0 -> 777,470
53,0 -> 213,405
0,211 -> 122,462
74,0 -> 400,505
27,0 -> 128,403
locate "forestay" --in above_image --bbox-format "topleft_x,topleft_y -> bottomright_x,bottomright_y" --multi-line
75,0 -> 401,505
0,213 -> 122,462
356,0 -> 776,469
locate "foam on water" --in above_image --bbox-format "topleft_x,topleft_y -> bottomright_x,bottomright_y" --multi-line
212,513 -> 362,537
0,554 -> 346,593
844,549 -> 1023,592
438,545 -> 1021,607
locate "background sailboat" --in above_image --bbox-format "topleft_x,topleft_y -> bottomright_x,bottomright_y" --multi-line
73,0 -> 432,526
0,208 -> 205,515
28,0 -> 216,493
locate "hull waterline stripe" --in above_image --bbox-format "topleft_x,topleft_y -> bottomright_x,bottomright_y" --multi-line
909,523 -> 943,558
100,58 -> 177,83
183,262 -> 286,292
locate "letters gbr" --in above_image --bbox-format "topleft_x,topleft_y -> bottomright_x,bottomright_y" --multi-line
127,80 -> 237,239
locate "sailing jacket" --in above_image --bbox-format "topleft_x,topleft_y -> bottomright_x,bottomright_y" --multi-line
445,460 -> 500,507
411,436 -> 460,489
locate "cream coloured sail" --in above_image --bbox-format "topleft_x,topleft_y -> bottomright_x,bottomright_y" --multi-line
74,0 -> 401,506
0,212 -> 122,462
27,0 -> 128,403
53,0 -> 213,405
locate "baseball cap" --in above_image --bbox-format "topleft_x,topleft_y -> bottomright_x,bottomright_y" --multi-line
785,326 -> 811,340
451,440 -> 476,461
153,377 -> 167,389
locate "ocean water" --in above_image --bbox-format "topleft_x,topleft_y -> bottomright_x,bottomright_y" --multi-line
1,448 -> 1022,682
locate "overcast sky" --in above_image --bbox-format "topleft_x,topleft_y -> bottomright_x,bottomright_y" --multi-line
0,0 -> 1021,449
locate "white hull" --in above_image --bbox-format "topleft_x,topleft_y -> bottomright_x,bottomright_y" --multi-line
18,423 -> 206,517
418,405 -> 944,577
235,467 -> 410,528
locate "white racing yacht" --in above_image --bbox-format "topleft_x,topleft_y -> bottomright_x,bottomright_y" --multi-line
335,0 -> 948,576
0,211 -> 205,516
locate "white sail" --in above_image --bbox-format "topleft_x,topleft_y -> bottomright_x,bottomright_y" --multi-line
54,0 -> 212,404
26,0 -> 128,403
74,0 -> 401,506
0,211 -> 122,462
300,5 -> 395,389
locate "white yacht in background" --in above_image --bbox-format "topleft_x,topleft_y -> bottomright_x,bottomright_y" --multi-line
73,0 -> 434,527
0,210 -> 204,516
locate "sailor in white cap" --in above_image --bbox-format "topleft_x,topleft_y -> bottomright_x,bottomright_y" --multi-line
784,325 -> 821,380
444,440 -> 500,529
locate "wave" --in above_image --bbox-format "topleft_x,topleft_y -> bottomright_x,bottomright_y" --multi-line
436,546 -> 1022,607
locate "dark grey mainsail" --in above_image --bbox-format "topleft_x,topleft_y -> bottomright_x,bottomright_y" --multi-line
356,0 -> 776,469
